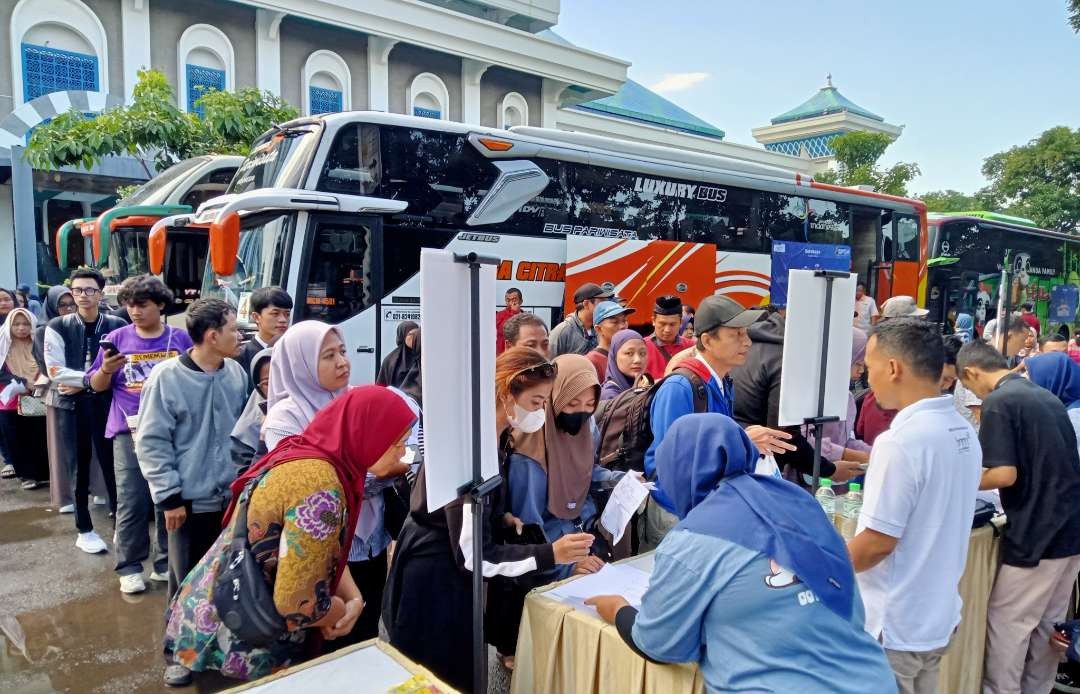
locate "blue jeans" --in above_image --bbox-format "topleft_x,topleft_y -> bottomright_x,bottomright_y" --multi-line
113,434 -> 167,577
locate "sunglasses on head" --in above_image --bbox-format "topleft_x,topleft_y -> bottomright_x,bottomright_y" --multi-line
509,361 -> 557,383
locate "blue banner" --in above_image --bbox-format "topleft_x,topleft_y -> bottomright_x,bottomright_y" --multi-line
770,240 -> 852,307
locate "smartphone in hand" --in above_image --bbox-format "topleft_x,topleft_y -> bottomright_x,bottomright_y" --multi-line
99,339 -> 119,358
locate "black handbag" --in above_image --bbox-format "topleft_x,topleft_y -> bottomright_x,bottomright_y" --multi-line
212,474 -> 287,646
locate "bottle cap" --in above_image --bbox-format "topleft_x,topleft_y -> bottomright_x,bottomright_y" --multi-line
820,478 -> 832,487
849,483 -> 861,491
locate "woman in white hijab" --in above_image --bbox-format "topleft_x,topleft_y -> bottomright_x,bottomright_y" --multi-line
261,321 -> 350,450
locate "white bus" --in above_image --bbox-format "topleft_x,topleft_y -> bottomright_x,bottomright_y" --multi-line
151,112 -> 927,383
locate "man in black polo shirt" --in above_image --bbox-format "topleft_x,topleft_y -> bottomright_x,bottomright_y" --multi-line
957,339 -> 1080,694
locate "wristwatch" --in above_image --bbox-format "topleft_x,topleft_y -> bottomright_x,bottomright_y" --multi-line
83,373 -> 93,392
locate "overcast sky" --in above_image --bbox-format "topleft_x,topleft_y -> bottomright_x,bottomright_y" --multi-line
555,0 -> 1080,195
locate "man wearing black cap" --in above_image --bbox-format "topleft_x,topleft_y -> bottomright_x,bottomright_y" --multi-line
641,295 -> 795,549
549,282 -> 612,357
645,295 -> 694,381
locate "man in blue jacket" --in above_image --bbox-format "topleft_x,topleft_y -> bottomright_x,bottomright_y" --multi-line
641,295 -> 795,550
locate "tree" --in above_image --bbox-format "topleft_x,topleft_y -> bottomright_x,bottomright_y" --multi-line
813,131 -> 921,197
25,69 -> 297,174
1070,0 -> 1080,32
917,189 -> 987,213
981,126 -> 1080,234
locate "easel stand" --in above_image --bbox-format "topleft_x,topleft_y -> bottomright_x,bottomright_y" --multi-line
803,270 -> 846,494
453,251 -> 501,694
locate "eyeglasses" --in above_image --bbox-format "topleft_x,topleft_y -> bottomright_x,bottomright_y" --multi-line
508,361 -> 558,383
70,287 -> 101,296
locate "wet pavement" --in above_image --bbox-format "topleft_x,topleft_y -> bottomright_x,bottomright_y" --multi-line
0,480 -> 232,693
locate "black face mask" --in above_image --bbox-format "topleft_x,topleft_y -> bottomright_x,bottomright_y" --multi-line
555,411 -> 590,435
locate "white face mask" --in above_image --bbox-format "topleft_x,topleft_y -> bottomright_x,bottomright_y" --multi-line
400,447 -> 417,465
509,403 -> 546,433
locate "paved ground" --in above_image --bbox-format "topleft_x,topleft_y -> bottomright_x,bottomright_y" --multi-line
0,478 -> 513,693
0,479 -> 231,693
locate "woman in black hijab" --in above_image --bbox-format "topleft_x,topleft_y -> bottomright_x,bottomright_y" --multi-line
376,321 -> 421,403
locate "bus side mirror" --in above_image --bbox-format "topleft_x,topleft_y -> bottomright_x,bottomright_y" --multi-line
148,224 -> 167,275
210,212 -> 240,277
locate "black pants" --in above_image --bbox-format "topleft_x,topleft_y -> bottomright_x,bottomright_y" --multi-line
330,551 -> 388,649
166,507 -> 224,600
55,396 -> 117,533
0,410 -> 49,483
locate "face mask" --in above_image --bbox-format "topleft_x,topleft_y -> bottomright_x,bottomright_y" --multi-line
509,403 -> 546,433
554,411 -> 590,435
400,447 -> 417,465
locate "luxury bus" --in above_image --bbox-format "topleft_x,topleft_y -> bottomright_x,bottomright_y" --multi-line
53,155 -> 241,312
927,211 -> 1080,338
151,112 -> 928,382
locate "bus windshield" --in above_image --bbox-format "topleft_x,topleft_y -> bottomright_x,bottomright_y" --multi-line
118,157 -> 210,206
200,212 -> 296,325
229,125 -> 323,194
109,227 -> 209,312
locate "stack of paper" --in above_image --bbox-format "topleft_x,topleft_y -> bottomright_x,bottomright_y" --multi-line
545,563 -> 652,614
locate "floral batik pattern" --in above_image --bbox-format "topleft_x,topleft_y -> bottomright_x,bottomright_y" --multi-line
162,459 -> 347,682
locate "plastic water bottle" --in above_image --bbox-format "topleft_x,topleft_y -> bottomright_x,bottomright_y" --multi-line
841,482 -> 863,540
815,479 -> 837,525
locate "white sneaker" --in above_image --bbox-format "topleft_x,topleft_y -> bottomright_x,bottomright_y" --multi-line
149,571 -> 169,583
92,496 -> 107,506
75,531 -> 107,554
119,574 -> 146,594
59,504 -> 75,514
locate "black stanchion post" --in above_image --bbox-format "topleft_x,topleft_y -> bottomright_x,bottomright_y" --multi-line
805,270 -> 846,494
452,251 -> 501,694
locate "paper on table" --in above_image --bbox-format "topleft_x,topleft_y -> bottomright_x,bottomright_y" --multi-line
546,563 -> 651,614
0,380 -> 26,406
600,473 -> 651,544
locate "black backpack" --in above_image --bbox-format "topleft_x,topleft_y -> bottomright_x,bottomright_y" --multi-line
595,367 -> 709,473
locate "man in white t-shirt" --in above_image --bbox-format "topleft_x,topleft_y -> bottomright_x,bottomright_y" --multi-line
847,319 -> 982,694
854,283 -> 879,331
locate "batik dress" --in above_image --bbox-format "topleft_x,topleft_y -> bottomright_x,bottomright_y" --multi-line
163,458 -> 348,681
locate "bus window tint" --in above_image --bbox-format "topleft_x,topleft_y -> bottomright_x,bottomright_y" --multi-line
377,127 -> 495,226
679,186 -> 760,250
180,167 -> 238,209
201,213 -> 294,310
162,231 -> 208,310
303,222 -> 374,323
382,226 -> 457,296
807,199 -> 850,245
760,194 -> 807,243
317,124 -> 381,195
229,126 -> 322,194
895,215 -> 919,260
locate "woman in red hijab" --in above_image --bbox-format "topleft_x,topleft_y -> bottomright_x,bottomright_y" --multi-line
161,386 -> 416,685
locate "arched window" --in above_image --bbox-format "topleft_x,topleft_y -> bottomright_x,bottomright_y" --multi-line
177,24 -> 234,116
302,50 -> 350,116
407,72 -> 449,120
499,91 -> 529,129
11,0 -> 108,105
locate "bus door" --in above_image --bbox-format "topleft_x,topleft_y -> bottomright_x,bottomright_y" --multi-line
849,207 -> 881,290
878,211 -> 922,304
295,213 -> 384,384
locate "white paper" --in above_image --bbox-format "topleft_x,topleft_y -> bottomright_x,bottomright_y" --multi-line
243,642 -> 412,693
0,380 -> 27,406
546,563 -> 652,614
777,270 -> 857,426
600,474 -> 650,544
419,249 -> 498,511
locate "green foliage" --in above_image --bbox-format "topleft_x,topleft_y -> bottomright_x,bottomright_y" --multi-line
816,131 -> 921,197
1071,0 -> 1080,32
917,189 -> 989,213
25,69 -> 298,173
981,126 -> 1080,234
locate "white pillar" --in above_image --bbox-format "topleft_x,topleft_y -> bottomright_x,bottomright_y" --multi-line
367,36 -> 397,112
541,78 -> 568,129
256,9 -> 286,96
461,59 -> 490,125
121,0 -> 152,102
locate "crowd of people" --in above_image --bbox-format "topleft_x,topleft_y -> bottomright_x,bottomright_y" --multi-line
5,269 -> 1080,694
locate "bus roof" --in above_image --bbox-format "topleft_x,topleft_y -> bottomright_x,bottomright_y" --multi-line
928,212 -> 1073,242
928,211 -> 1039,228
260,111 -> 925,216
